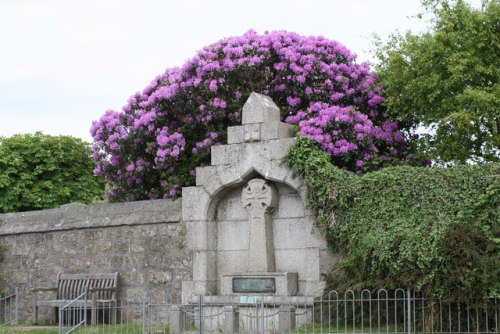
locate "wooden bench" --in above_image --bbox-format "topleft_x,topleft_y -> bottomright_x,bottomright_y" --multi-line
32,272 -> 118,325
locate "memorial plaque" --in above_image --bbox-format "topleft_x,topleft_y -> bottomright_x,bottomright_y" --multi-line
232,277 -> 276,293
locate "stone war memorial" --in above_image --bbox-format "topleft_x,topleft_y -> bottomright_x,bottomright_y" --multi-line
0,93 -> 337,332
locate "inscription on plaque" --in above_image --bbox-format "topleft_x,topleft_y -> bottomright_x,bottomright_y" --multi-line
232,277 -> 276,293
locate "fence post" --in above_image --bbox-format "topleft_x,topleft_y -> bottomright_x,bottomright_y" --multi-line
407,288 -> 411,334
84,286 -> 88,327
260,298 -> 265,334
279,305 -> 296,332
58,301 -> 63,334
14,287 -> 18,325
223,305 -> 239,334
142,299 -> 147,334
168,305 -> 184,334
0,293 -> 4,325
198,294 -> 204,334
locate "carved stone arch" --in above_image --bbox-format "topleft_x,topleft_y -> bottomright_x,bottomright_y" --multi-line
196,156 -> 307,222
181,93 -> 332,301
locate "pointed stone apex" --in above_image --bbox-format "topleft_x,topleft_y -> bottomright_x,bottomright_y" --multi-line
242,92 -> 280,125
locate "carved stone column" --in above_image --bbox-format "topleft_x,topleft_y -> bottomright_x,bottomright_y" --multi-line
242,178 -> 278,272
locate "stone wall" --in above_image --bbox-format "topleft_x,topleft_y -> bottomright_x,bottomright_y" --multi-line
0,199 -> 191,322
0,93 -> 340,324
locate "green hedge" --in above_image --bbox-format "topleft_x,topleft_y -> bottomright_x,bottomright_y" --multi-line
285,136 -> 499,301
0,133 -> 105,213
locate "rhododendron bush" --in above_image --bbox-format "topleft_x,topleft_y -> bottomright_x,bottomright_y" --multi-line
91,30 -> 407,201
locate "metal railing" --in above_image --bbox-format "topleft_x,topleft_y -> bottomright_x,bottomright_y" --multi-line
31,288 -> 499,334
297,289 -> 499,334
58,288 -> 88,334
0,287 -> 18,327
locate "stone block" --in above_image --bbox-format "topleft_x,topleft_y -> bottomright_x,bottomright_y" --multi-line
299,281 -> 326,297
320,249 -> 340,275
216,250 -> 248,277
273,218 -> 311,249
211,144 -> 242,166
110,255 -> 123,268
124,254 -> 150,270
223,305 -> 239,334
92,254 -> 111,267
9,271 -> 29,284
210,145 -> 226,165
244,142 -> 271,161
138,225 -> 157,237
0,257 -> 20,269
244,123 -> 261,142
217,221 -> 248,250
216,165 -> 243,188
195,165 -> 218,186
149,238 -> 169,252
167,305 -> 184,334
13,242 -> 30,256
202,173 -> 223,196
119,271 -> 138,285
275,248 -> 320,281
270,137 -> 296,160
98,240 -> 112,252
114,240 -> 129,253
242,93 -> 280,124
266,163 -> 290,185
261,122 -> 293,141
149,287 -> 168,304
126,287 -> 148,303
282,172 -> 304,198
192,251 -> 216,281
227,125 -> 244,144
181,281 -> 217,302
130,239 -> 147,253
279,305 -> 296,332
274,193 -> 305,219
216,189 -> 247,220
148,271 -> 173,285
182,187 -> 209,221
185,221 -> 216,250
236,156 -> 271,181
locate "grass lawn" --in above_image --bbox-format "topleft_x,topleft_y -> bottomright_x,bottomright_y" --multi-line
0,323 -> 166,334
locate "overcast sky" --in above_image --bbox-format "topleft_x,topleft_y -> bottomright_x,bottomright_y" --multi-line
0,0 -> 481,142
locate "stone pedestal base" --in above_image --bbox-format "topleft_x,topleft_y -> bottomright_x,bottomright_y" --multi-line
221,272 -> 298,296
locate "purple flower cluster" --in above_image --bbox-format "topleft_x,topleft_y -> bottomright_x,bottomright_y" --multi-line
290,102 -> 405,170
91,30 -> 407,201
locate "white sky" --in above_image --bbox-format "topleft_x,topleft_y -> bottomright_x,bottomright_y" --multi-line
0,0 -> 481,142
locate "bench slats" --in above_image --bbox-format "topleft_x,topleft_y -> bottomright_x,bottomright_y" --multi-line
33,272 -> 118,325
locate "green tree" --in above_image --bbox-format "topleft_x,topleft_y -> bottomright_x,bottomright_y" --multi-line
374,0 -> 499,164
0,133 -> 105,213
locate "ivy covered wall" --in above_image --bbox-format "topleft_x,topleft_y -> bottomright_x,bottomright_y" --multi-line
285,136 -> 499,302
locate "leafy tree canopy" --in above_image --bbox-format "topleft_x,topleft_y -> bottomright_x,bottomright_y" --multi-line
0,133 -> 104,213
374,0 -> 499,164
91,30 -> 410,202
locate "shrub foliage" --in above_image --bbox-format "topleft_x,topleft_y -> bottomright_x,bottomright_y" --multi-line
285,136 -> 499,301
91,30 -> 408,202
0,133 -> 105,213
